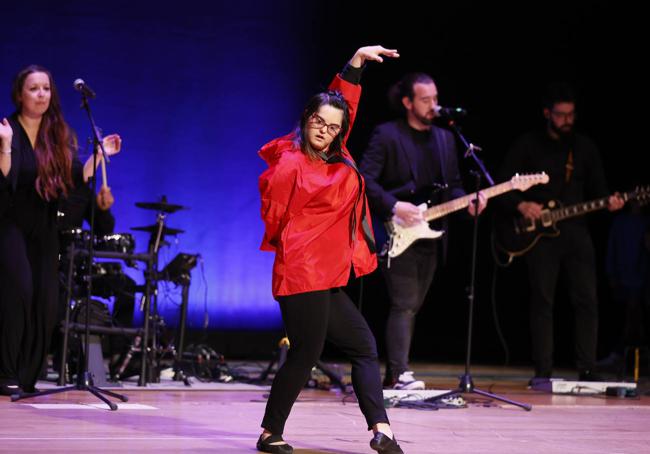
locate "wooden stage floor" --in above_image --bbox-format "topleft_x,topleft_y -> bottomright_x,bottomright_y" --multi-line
1,363 -> 649,453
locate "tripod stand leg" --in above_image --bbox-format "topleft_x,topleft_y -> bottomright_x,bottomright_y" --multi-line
471,387 -> 532,411
426,374 -> 532,411
172,279 -> 191,384
87,386 -> 118,410
93,386 -> 129,402
12,371 -> 128,409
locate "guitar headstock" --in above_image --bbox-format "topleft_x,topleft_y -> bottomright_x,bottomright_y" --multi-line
631,185 -> 650,206
510,172 -> 550,192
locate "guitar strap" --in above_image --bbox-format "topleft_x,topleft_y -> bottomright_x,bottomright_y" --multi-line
319,152 -> 376,254
564,149 -> 574,183
558,144 -> 574,203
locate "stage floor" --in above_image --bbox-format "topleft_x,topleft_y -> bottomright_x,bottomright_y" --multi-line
1,363 -> 649,453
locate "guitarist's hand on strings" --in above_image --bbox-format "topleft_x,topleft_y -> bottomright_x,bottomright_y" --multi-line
517,201 -> 543,221
467,192 -> 487,217
607,193 -> 625,211
392,201 -> 424,227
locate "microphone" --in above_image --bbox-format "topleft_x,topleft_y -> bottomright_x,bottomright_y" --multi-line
435,105 -> 467,118
73,79 -> 96,99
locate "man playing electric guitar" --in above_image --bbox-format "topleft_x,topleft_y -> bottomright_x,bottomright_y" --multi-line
360,72 -> 486,390
495,82 -> 624,383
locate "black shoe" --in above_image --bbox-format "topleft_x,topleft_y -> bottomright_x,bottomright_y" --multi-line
528,376 -> 551,387
256,434 -> 293,453
370,432 -> 404,454
578,370 -> 605,382
0,384 -> 23,396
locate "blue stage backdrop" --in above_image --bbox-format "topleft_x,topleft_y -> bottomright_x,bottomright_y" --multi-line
0,1 -> 333,330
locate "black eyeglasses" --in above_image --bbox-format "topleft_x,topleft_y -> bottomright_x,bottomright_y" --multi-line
309,113 -> 342,137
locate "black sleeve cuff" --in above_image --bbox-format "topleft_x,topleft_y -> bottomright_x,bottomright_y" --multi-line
339,63 -> 365,85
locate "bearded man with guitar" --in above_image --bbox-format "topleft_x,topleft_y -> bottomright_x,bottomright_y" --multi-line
495,83 -> 625,383
360,72 -> 488,390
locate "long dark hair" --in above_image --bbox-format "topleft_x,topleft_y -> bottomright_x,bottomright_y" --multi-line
295,90 -> 350,160
12,65 -> 75,200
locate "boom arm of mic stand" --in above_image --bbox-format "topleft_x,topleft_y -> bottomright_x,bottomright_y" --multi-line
444,120 -> 494,186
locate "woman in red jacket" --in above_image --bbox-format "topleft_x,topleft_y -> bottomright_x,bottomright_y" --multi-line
257,46 -> 403,454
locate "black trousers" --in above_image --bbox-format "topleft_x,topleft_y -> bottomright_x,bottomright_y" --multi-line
261,288 -> 389,435
0,221 -> 59,390
525,224 -> 598,376
380,241 -> 438,379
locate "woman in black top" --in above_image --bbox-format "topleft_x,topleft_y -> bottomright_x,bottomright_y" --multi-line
0,65 -> 120,396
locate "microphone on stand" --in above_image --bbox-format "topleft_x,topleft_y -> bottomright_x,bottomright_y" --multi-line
435,105 -> 467,118
73,79 -> 96,99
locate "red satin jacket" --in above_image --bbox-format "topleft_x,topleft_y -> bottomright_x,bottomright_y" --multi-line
258,74 -> 377,297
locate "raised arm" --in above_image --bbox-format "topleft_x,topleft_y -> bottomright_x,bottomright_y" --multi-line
82,133 -> 122,182
349,45 -> 399,67
329,46 -> 399,144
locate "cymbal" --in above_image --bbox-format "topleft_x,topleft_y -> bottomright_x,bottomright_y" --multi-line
135,201 -> 186,213
131,225 -> 185,235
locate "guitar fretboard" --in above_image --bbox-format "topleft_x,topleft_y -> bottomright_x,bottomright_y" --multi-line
550,197 -> 612,222
423,181 -> 515,222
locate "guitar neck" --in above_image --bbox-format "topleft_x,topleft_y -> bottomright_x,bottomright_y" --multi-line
550,193 -> 626,222
423,181 -> 514,222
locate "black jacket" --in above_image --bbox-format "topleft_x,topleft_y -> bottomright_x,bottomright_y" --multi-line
360,118 -> 466,256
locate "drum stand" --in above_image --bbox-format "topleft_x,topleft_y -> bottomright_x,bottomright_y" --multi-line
139,212 -> 165,385
55,245 -> 153,387
171,272 -> 191,384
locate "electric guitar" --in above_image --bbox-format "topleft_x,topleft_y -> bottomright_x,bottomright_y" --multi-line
384,173 -> 549,259
493,186 -> 650,260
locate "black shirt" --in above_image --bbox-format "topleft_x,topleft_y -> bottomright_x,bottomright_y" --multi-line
408,126 -> 443,202
497,129 -> 610,222
0,113 -> 59,237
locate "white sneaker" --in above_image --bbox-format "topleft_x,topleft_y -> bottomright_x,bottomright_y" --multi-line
393,371 -> 425,390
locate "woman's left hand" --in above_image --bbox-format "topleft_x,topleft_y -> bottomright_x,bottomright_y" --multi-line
101,133 -> 122,156
349,45 -> 399,68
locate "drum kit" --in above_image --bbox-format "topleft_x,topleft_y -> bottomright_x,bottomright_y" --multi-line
58,196 -> 198,387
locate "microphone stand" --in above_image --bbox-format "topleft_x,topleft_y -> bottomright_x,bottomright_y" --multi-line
427,118 -> 531,411
12,88 -> 128,410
